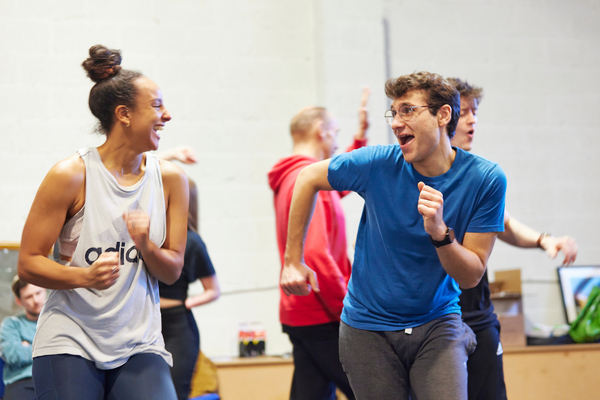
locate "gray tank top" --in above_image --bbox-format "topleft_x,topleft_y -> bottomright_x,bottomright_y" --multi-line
33,147 -> 172,369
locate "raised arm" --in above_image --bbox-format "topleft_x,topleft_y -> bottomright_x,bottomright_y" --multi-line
338,87 -> 370,199
124,160 -> 189,285
418,182 -> 497,289
499,211 -> 578,265
354,87 -> 370,142
280,160 -> 334,296
18,155 -> 120,290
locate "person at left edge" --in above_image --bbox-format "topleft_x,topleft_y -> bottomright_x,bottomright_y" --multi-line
0,277 -> 47,400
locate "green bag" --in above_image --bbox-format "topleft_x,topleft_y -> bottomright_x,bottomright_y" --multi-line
569,286 -> 600,343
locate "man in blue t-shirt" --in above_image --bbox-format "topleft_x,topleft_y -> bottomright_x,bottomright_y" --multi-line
0,277 -> 47,400
280,71 -> 507,400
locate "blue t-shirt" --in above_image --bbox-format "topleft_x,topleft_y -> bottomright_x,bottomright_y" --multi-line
328,145 -> 506,331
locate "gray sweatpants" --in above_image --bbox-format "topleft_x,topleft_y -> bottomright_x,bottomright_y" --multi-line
339,314 -> 476,400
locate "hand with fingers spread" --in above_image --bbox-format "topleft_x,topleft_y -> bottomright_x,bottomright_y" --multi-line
417,181 -> 447,241
280,260 -> 320,296
123,210 -> 151,252
85,251 -> 120,290
541,235 -> 578,265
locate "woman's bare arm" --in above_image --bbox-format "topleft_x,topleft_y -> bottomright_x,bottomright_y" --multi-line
127,160 -> 189,284
18,154 -> 119,290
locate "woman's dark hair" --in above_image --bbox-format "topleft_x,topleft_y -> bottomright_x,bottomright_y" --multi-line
385,71 -> 460,138
81,45 -> 142,134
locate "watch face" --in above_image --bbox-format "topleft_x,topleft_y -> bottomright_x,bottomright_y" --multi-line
448,228 -> 455,242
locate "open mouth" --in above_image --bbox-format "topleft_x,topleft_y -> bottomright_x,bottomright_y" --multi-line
397,133 -> 415,146
154,125 -> 164,138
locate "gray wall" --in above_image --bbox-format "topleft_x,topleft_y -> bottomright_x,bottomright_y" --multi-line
0,0 -> 598,357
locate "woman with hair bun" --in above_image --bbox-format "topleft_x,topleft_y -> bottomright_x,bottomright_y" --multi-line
17,44 -> 188,399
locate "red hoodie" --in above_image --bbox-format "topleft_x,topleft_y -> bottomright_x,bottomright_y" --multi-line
267,139 -> 366,326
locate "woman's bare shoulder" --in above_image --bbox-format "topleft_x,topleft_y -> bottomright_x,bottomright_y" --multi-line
47,153 -> 85,187
27,152 -> 86,223
159,159 -> 188,185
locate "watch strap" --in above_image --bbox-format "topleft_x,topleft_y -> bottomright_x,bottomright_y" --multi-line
430,227 -> 454,248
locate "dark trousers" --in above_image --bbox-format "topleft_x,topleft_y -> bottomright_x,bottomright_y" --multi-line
162,305 -> 200,400
4,377 -> 35,400
32,353 -> 176,400
285,322 -> 355,400
467,320 -> 507,400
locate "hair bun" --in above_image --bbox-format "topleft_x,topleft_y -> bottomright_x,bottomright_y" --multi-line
82,45 -> 123,82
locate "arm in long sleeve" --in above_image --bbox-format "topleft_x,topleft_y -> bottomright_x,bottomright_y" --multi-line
339,88 -> 370,198
302,194 -> 348,315
0,318 -> 32,368
281,160 -> 335,296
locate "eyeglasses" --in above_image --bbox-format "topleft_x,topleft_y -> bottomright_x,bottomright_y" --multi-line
384,105 -> 433,126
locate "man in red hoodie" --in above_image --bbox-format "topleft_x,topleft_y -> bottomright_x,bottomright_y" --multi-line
268,89 -> 369,400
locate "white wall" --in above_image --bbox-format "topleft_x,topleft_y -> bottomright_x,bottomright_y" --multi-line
382,0 -> 600,331
1,0 -> 598,358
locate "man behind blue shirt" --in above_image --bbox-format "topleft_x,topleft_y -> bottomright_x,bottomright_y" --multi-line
449,77 -> 578,400
0,277 -> 46,400
280,72 -> 507,400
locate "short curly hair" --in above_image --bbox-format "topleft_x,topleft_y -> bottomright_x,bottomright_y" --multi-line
385,72 -> 460,138
447,77 -> 483,104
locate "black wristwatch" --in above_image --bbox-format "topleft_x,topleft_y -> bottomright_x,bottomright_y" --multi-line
430,227 -> 455,248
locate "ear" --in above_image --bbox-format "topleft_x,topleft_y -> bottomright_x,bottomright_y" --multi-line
314,120 -> 325,140
15,296 -> 22,307
115,105 -> 131,127
437,104 -> 452,128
